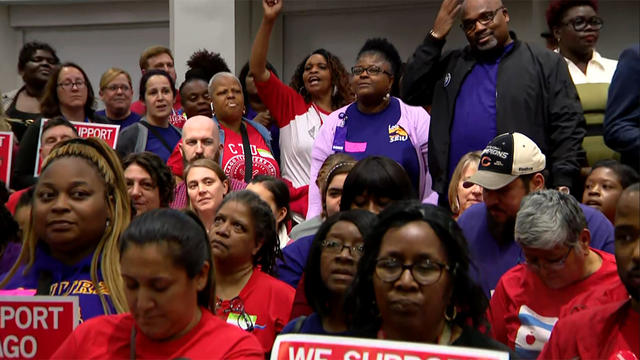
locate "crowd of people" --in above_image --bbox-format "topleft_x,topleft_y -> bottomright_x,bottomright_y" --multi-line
0,0 -> 638,358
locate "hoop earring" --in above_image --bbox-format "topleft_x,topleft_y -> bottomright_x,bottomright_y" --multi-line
444,305 -> 457,322
384,93 -> 390,101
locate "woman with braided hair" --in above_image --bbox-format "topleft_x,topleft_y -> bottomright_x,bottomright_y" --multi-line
0,137 -> 130,320
210,190 -> 294,355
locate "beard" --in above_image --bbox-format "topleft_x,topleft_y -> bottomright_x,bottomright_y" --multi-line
487,211 -> 516,246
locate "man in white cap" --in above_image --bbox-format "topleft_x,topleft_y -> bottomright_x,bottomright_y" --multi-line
458,132 -> 614,297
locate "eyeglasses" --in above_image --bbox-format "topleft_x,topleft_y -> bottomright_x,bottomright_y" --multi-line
562,16 -> 604,31
321,239 -> 364,257
461,6 -> 505,32
524,247 -> 573,271
104,84 -> 131,92
351,66 -> 392,77
375,257 -> 452,286
216,296 -> 254,332
58,80 -> 86,90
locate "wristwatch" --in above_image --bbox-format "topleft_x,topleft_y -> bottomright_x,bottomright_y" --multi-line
429,29 -> 442,40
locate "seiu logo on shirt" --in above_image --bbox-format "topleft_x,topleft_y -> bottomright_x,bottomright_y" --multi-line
388,125 -> 408,143
515,305 -> 558,359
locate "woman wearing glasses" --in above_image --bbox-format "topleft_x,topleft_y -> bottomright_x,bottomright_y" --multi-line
282,210 -> 376,335
96,68 -> 141,129
13,62 -> 110,189
308,38 -> 436,219
546,0 -> 617,84
487,190 -> 621,358
347,201 -> 513,353
52,209 -> 264,359
210,190 -> 295,355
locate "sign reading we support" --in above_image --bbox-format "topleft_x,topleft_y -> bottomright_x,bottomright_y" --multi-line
0,132 -> 14,188
271,334 -> 509,360
33,120 -> 120,176
0,296 -> 79,359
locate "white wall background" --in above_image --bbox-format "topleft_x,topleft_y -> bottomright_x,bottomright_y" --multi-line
0,0 -> 638,103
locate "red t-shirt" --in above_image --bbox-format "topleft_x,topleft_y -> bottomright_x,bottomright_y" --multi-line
220,123 -> 280,182
51,308 -> 264,359
540,299 -> 639,360
215,269 -> 294,354
487,248 -> 621,359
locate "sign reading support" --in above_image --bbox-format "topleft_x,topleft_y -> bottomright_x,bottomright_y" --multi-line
271,334 -> 509,360
0,296 -> 79,359
0,132 -> 14,188
33,119 -> 120,177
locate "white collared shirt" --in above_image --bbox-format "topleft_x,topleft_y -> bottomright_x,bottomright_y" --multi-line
563,50 -> 618,84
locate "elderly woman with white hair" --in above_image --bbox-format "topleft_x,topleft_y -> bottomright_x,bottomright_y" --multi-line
209,72 -> 279,183
487,189 -> 621,359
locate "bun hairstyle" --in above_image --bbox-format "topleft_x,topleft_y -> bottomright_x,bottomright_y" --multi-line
357,38 -> 403,97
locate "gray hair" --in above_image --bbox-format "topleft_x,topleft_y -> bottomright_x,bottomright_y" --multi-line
208,71 -> 240,91
515,190 -> 587,250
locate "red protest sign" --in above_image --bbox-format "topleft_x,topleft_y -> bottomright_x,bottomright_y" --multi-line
271,334 -> 509,360
0,296 -> 79,359
0,132 -> 14,188
33,120 -> 120,176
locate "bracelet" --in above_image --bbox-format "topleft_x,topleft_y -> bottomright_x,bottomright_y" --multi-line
429,29 -> 442,40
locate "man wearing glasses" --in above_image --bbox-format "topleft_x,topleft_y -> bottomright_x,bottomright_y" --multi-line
401,0 -> 586,202
546,0 -> 617,84
487,189 -> 621,358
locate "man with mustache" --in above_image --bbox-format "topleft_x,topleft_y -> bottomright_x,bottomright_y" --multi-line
458,132 -> 614,297
170,115 -> 245,209
539,183 -> 640,359
401,0 -> 586,201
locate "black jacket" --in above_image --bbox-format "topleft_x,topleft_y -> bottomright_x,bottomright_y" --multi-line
401,32 -> 586,195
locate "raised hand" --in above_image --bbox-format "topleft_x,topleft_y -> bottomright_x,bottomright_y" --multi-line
432,0 -> 462,39
262,0 -> 283,22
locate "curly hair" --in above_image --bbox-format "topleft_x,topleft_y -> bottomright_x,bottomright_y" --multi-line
346,201 -> 488,337
357,38 -> 403,97
546,0 -> 599,29
186,49 -> 230,82
123,152 -> 176,207
18,41 -> 59,72
218,190 -> 282,275
1,137 -> 131,315
289,49 -> 353,110
40,62 -> 97,119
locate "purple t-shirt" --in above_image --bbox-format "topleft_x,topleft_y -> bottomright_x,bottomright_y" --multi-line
448,44 -> 514,179
334,97 -> 420,192
144,124 -> 181,162
458,202 -> 615,297
0,244 -> 116,321
95,110 -> 141,130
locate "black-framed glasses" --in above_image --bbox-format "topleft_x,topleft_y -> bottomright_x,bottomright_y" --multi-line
461,6 -> 505,32
57,80 -> 86,90
375,257 -> 451,286
216,296 -> 254,332
524,247 -> 573,271
321,239 -> 364,257
562,16 -> 603,31
351,65 -> 392,77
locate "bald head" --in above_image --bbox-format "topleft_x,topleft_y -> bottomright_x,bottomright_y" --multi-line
180,115 -> 222,163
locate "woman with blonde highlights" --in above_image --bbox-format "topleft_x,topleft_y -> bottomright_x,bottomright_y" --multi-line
448,151 -> 483,219
1,137 -> 130,319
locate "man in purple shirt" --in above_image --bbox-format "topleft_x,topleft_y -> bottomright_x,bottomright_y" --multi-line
458,132 -> 614,297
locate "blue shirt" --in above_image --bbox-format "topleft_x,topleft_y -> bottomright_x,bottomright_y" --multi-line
276,234 -> 314,288
144,124 -> 181,162
458,202 -> 615,297
95,110 -> 141,130
281,313 -> 353,336
449,43 -> 514,179
335,97 -> 420,192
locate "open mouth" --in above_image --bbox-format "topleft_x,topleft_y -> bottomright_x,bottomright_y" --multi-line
308,76 -> 320,86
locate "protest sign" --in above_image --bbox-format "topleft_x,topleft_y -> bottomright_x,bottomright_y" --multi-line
271,334 -> 509,360
0,296 -> 79,359
0,132 -> 14,187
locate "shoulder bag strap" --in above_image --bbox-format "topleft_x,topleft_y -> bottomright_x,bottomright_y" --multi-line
139,121 -> 173,153
240,122 -> 253,183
